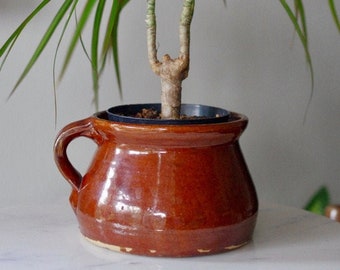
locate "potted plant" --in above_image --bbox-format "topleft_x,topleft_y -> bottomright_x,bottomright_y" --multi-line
1,0 -> 339,258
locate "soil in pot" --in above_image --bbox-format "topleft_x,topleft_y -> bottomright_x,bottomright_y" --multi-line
107,103 -> 231,125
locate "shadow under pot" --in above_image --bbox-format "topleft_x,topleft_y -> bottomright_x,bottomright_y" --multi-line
54,103 -> 258,257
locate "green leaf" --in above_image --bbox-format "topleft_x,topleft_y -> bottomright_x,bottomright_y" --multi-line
76,9 -> 92,64
0,0 -> 51,70
109,5 -> 123,100
304,186 -> 330,215
58,0 -> 97,82
52,0 -> 79,124
279,0 -> 314,123
1,0 -> 129,108
101,0 -> 130,100
294,0 -> 308,42
8,0 -> 74,97
329,0 -> 340,33
91,0 -> 106,109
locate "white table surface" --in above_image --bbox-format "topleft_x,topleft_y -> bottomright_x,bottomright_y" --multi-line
1,199 -> 340,270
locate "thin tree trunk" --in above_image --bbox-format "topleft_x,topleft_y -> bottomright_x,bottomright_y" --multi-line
146,0 -> 195,119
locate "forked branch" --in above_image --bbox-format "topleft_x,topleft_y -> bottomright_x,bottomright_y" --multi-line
146,0 -> 195,119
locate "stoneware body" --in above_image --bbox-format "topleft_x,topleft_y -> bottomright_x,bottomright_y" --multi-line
54,104 -> 258,257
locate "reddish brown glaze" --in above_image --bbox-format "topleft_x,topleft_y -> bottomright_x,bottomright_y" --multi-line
325,205 -> 340,222
54,111 -> 258,257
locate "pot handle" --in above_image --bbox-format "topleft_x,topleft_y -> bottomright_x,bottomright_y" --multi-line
54,117 -> 102,191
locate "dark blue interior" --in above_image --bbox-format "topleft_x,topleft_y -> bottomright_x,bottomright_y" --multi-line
106,104 -> 230,125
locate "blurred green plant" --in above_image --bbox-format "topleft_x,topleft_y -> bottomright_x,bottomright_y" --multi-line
304,186 -> 330,215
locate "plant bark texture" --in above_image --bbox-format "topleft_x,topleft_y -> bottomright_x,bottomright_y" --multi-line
146,0 -> 195,119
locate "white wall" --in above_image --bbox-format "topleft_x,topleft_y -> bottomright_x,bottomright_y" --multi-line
0,0 -> 339,208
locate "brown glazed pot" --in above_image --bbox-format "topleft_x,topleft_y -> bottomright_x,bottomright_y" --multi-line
54,104 -> 258,257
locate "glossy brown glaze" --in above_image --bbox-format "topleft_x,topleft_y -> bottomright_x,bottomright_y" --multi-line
54,111 -> 258,257
325,205 -> 340,222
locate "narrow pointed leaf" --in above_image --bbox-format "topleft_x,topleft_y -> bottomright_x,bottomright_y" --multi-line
279,0 -> 314,122
101,0 -> 130,99
52,0 -> 79,124
110,12 -> 122,99
0,0 -> 51,70
329,0 -> 340,33
8,0 -> 74,97
101,0 -> 130,57
58,0 -> 97,82
294,0 -> 308,42
113,0 -> 131,99
280,0 -> 313,74
91,0 -> 106,109
76,9 -> 92,64
101,1 -> 119,62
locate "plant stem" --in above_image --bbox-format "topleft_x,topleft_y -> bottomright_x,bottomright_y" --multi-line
146,0 -> 195,119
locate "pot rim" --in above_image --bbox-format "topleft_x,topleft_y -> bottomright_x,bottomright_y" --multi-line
105,103 -> 231,125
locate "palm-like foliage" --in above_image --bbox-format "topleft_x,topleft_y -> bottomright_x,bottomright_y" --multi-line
0,0 -> 130,108
0,0 -> 339,110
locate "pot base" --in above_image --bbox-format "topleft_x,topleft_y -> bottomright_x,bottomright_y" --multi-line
84,235 -> 249,257
77,212 -> 257,257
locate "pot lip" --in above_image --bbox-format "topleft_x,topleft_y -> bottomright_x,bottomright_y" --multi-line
105,103 -> 231,125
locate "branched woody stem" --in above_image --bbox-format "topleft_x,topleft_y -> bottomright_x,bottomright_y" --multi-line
146,0 -> 160,75
146,0 -> 195,119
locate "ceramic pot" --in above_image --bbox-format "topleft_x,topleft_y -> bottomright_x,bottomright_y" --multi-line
54,104 -> 258,257
325,205 -> 340,222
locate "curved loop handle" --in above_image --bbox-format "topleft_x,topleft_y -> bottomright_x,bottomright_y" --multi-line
54,117 -> 101,191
